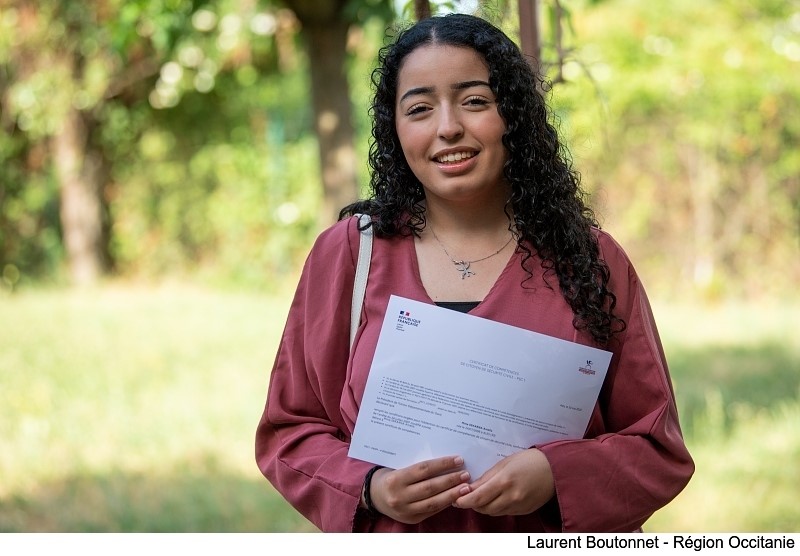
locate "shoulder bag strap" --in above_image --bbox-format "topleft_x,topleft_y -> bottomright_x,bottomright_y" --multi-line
350,214 -> 373,350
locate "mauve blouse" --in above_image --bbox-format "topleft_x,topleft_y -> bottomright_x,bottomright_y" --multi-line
255,216 -> 694,532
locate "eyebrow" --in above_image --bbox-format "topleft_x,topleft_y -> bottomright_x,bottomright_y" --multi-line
398,80 -> 492,103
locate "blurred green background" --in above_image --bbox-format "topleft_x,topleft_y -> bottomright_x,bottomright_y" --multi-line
1,0 -> 798,532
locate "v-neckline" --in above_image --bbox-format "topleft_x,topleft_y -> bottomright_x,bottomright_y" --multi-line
406,233 -> 519,313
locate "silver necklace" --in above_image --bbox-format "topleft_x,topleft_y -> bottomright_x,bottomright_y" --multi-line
429,227 -> 514,279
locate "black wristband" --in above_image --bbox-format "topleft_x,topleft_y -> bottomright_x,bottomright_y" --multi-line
362,465 -> 384,516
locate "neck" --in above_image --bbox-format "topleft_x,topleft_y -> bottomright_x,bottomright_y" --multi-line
423,197 -> 512,237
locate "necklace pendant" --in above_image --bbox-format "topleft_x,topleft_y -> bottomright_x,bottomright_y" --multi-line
454,260 -> 475,279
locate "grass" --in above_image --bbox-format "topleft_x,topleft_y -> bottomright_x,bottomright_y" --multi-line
0,286 -> 797,532
645,299 -> 800,533
0,284 -> 315,532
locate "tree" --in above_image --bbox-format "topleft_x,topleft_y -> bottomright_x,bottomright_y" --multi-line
517,0 -> 541,68
0,0 -> 202,285
2,2 -> 106,284
279,0 -> 393,223
0,0 -> 315,285
0,0 -> 597,288
549,0 -> 800,297
280,0 -> 361,224
414,0 -> 432,20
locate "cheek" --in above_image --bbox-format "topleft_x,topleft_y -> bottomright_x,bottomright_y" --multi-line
396,124 -> 423,160
490,116 -> 507,143
492,125 -> 509,160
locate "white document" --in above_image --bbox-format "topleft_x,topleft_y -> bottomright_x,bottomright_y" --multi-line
348,295 -> 612,478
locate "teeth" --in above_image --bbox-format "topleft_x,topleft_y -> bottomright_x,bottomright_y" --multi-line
436,152 -> 475,163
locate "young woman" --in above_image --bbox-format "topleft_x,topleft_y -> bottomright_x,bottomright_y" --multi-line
255,13 -> 694,532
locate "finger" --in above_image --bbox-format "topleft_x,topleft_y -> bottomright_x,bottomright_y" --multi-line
452,477 -> 501,510
382,466 -> 469,508
404,480 -> 474,520
377,471 -> 470,523
462,465 -> 498,491
404,469 -> 471,503
398,455 -> 465,485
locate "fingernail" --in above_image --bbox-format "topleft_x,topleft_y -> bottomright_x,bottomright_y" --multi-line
459,485 -> 471,496
460,471 -> 470,482
454,456 -> 464,466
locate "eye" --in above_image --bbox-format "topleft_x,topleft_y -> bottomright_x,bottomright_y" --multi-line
464,95 -> 491,108
405,103 -> 430,116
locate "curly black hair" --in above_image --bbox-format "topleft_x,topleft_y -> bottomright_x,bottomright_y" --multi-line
340,13 -> 625,345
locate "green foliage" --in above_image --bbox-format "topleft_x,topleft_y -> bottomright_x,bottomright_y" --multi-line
105,55 -> 319,284
0,0 -> 206,284
0,0 -> 395,288
2,0 -> 798,297
546,0 -> 800,299
345,0 -> 397,23
0,135 -> 62,287
103,5 -> 390,285
395,0 -> 478,20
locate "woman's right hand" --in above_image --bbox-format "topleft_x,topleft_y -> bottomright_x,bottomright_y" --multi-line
367,456 -> 471,524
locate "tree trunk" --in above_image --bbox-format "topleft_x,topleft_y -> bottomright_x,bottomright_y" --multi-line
283,0 -> 360,225
518,0 -> 541,71
52,107 -> 108,286
414,0 -> 431,20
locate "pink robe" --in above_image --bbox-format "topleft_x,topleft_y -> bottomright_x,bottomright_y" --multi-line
255,216 -> 694,532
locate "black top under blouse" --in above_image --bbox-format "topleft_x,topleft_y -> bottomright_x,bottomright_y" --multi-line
434,301 -> 480,313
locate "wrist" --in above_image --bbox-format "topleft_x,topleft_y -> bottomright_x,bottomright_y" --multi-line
361,465 -> 384,516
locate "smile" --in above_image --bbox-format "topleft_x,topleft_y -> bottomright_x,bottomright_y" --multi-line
434,151 -> 476,164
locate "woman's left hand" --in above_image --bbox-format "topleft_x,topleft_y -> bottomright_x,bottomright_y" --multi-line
452,448 -> 555,516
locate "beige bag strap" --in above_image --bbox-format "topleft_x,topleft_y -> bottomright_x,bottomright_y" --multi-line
350,214 -> 373,349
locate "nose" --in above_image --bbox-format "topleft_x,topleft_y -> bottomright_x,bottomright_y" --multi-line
437,105 -> 464,140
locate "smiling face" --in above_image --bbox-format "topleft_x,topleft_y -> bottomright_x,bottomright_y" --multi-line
394,44 -> 509,209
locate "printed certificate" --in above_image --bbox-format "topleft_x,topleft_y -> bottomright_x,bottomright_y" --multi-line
348,295 -> 612,478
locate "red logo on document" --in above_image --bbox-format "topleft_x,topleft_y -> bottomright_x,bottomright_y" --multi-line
578,360 -> 596,375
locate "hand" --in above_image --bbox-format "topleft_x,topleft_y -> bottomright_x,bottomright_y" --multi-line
452,448 -> 554,516
367,456 -> 471,524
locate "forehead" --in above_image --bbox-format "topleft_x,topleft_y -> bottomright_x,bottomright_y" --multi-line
396,44 -> 490,93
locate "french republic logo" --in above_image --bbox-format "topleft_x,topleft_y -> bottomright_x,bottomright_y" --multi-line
578,360 -> 596,375
396,309 -> 421,330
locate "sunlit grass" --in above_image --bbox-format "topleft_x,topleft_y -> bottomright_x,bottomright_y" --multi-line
0,286 -> 797,531
646,399 -> 800,532
646,299 -> 800,532
654,299 -> 800,430
0,284 -> 314,532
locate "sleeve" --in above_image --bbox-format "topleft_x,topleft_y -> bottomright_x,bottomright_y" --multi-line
254,218 -> 375,532
536,234 -> 695,533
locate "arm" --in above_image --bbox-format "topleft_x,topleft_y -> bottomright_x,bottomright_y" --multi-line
255,219 -> 373,532
537,240 -> 694,532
